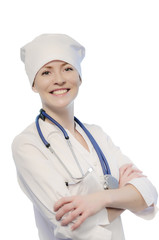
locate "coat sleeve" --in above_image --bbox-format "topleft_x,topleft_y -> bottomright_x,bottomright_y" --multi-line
90,124 -> 158,220
11,134 -> 112,240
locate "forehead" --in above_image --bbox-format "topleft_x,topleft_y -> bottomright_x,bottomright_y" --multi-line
42,60 -> 70,69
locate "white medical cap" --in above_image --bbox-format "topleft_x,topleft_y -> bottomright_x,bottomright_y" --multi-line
20,34 -> 85,86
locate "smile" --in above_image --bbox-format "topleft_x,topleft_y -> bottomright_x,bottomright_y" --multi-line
50,88 -> 70,96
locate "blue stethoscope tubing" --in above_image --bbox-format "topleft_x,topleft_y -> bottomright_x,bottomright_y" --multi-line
35,109 -> 111,175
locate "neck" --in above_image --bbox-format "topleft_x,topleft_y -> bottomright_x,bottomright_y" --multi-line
42,104 -> 76,135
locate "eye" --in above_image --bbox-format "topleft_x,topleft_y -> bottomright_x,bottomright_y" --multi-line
41,71 -> 51,76
65,67 -> 73,72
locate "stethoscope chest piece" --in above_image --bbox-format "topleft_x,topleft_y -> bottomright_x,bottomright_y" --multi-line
103,175 -> 119,190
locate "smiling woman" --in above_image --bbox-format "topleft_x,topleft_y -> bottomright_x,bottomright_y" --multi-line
11,34 -> 158,240
32,60 -> 81,119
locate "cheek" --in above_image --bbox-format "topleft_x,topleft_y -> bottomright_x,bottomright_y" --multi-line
71,80 -> 81,90
69,74 -> 81,86
34,78 -> 51,92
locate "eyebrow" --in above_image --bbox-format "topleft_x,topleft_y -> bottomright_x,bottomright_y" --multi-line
43,62 -> 69,69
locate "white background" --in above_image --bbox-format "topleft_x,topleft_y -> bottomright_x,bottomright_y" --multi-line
0,0 -> 159,239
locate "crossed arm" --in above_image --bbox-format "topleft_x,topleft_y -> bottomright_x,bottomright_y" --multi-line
54,164 -> 148,230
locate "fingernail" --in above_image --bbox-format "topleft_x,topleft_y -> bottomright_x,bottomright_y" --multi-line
71,226 -> 75,231
54,205 -> 57,211
56,215 -> 60,221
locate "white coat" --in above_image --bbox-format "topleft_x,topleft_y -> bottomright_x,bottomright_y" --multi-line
12,119 -> 158,240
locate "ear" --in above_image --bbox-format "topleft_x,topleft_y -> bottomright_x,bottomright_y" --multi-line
32,85 -> 39,93
79,76 -> 82,86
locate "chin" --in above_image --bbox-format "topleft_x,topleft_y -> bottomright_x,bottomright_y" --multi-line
43,101 -> 74,113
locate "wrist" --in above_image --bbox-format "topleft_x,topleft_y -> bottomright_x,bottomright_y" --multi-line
101,190 -> 112,208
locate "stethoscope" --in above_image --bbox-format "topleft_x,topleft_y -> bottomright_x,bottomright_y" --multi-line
35,109 -> 119,189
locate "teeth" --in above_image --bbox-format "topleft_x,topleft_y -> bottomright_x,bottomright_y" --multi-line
53,89 -> 68,95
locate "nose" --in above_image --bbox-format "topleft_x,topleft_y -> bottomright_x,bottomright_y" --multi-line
53,72 -> 66,86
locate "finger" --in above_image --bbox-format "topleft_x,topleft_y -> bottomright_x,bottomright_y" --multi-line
119,172 -> 146,187
61,209 -> 82,226
54,196 -> 74,211
56,202 -> 75,221
126,173 -> 147,182
119,164 -> 133,176
71,212 -> 88,231
124,166 -> 142,177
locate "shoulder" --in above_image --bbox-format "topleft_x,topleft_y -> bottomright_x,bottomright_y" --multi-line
12,122 -> 39,152
82,123 -> 119,154
83,122 -> 109,141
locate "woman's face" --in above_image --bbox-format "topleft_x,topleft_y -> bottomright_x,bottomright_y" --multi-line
33,60 -> 81,112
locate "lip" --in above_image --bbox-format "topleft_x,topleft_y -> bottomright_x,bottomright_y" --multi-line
49,88 -> 70,96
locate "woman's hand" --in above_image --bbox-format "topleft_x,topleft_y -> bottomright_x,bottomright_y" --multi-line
119,163 -> 146,188
54,191 -> 107,230
54,164 -> 146,230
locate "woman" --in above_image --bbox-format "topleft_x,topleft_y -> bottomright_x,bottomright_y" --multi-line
12,34 -> 158,240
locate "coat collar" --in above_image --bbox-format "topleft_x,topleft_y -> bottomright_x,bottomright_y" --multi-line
38,118 -> 93,154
